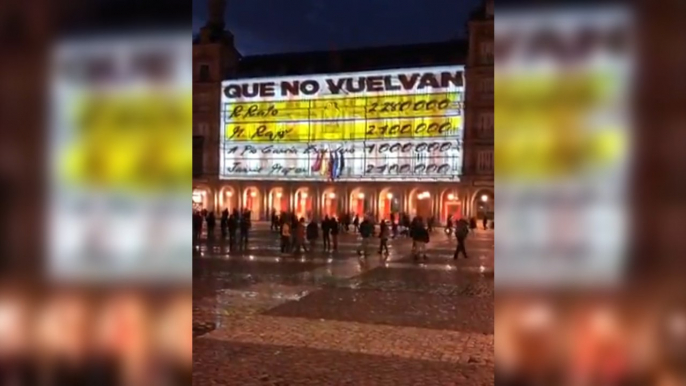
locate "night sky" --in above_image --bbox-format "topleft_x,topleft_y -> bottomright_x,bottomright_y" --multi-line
192,0 -> 482,55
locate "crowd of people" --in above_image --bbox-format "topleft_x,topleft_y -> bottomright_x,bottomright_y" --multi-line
192,208 -> 253,250
194,208 -> 488,261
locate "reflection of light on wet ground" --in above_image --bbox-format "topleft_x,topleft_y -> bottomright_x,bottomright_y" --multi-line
326,258 -> 333,264
480,265 -> 485,273
249,255 -> 254,261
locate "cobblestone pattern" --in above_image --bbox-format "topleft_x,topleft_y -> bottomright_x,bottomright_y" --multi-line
193,339 -> 494,386
204,314 -> 493,366
264,287 -> 494,334
193,228 -> 495,384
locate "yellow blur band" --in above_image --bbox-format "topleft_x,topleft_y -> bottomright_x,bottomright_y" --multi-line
60,92 -> 192,191
495,73 -> 626,180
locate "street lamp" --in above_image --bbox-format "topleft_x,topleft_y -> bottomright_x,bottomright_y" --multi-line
276,192 -> 282,198
358,193 -> 365,199
481,194 -> 488,202
250,191 -> 257,198
329,192 -> 336,199
386,193 -> 393,199
301,192 -> 308,199
448,193 -> 455,201
227,191 -> 233,197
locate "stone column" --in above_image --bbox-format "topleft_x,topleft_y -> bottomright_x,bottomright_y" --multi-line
262,186 -> 269,221
236,183 -> 243,210
315,185 -> 322,219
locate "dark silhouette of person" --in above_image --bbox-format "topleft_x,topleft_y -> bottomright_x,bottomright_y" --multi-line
206,212 -> 216,239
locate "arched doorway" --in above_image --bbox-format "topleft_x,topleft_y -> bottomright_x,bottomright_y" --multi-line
219,186 -> 237,212
294,187 -> 312,220
242,187 -> 261,220
441,189 -> 462,224
349,188 -> 368,217
378,187 -> 401,222
321,188 -> 339,218
268,187 -> 287,215
472,190 -> 494,220
192,186 -> 212,212
408,188 -> 433,220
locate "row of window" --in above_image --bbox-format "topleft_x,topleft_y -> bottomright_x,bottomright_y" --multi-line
477,150 -> 494,173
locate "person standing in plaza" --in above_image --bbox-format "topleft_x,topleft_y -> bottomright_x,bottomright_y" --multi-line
378,220 -> 390,256
228,212 -> 237,250
271,209 -> 278,231
321,215 -> 331,251
306,218 -> 319,252
293,218 -> 308,253
291,213 -> 298,249
280,220 -> 291,253
206,211 -> 216,240
482,216 -> 488,230
454,219 -> 470,259
413,219 -> 429,261
357,216 -> 373,257
353,214 -> 360,233
220,209 -> 228,240
192,210 -> 203,242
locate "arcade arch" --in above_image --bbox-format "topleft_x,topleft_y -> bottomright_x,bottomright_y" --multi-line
242,187 -> 261,220
219,185 -> 237,212
378,187 -> 401,221
321,187 -> 340,218
441,188 -> 463,223
471,189 -> 494,220
349,187 -> 370,218
192,185 -> 213,212
268,187 -> 288,215
408,187 -> 433,220
293,187 -> 312,220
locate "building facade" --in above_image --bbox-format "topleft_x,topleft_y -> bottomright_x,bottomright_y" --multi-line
192,0 -> 494,224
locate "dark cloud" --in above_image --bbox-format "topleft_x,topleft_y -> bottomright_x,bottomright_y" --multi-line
194,0 -> 481,55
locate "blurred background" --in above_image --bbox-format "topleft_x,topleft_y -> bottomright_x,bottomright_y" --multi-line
495,1 -> 686,385
0,0 -> 191,384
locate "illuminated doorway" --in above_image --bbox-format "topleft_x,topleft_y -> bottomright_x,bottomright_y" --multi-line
268,187 -> 287,215
192,186 -> 211,212
242,187 -> 261,220
294,187 -> 312,220
472,190 -> 494,220
219,186 -> 237,212
349,188 -> 367,217
409,188 -> 432,220
441,189 -> 462,223
321,188 -> 339,218
378,187 -> 400,222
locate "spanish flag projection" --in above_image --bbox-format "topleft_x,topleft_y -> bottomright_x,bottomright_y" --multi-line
220,66 -> 465,181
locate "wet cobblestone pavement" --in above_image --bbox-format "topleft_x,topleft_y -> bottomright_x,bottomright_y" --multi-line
193,224 -> 494,385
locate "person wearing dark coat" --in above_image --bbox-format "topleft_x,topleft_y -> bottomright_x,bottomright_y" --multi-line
306,219 -> 319,251
206,212 -> 216,239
